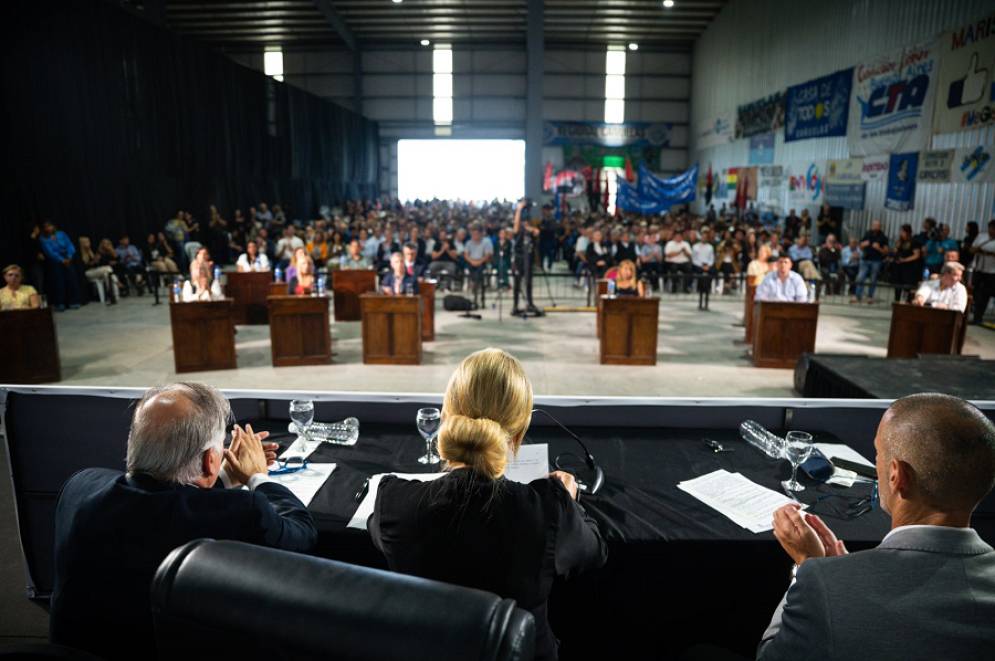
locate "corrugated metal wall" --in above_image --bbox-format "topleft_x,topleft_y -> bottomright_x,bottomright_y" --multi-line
690,0 -> 995,238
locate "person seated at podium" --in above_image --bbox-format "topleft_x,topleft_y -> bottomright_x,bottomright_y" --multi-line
613,259 -> 646,297
747,243 -> 774,287
755,256 -> 808,303
1,264 -> 41,310
339,238 -> 372,270
381,252 -> 419,295
913,262 -> 968,313
370,348 -> 607,661
235,239 -> 271,272
287,254 -> 317,296
181,264 -> 223,302
188,246 -> 212,283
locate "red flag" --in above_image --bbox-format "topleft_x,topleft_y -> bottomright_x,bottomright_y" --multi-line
624,156 -> 635,182
735,170 -> 748,209
543,162 -> 554,192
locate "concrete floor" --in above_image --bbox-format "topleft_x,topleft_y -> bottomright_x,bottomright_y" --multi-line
33,294 -> 995,396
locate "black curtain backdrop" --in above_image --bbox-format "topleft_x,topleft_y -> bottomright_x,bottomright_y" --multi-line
1,0 -> 379,268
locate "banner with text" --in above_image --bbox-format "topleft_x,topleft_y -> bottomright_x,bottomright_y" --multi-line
825,158 -> 867,209
951,145 -> 995,183
758,165 -> 785,191
848,40 -> 938,155
934,11 -> 995,134
861,155 -> 891,180
748,132 -> 775,164
885,152 -> 919,211
918,149 -> 955,183
787,161 -> 825,206
697,113 -> 735,149
736,92 -> 785,139
785,68 -> 854,142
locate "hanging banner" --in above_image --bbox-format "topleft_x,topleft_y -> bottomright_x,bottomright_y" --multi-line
861,155 -> 891,180
787,161 -> 825,205
918,149 -> 955,183
748,132 -> 775,164
638,162 -> 698,199
825,159 -> 866,209
758,165 -> 785,190
885,152 -> 919,211
785,68 -> 854,142
736,92 -> 785,139
543,121 -> 672,147
951,145 -> 995,183
934,11 -> 995,134
616,164 -> 697,215
697,113 -> 735,149
737,166 -> 759,201
848,41 -> 939,156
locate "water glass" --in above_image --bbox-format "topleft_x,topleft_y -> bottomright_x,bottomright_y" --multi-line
289,400 -> 315,451
781,431 -> 814,493
416,407 -> 441,464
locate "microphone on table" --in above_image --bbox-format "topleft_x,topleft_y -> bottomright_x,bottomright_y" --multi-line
531,408 -> 605,496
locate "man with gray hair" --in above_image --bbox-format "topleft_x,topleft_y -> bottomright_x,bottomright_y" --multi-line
913,261 -> 968,313
50,383 -> 317,660
759,393 -> 995,660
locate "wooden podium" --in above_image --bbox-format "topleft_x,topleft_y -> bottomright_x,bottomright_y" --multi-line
886,303 -> 964,358
333,270 -> 377,321
0,307 -> 61,383
753,302 -> 819,368
595,279 -> 610,338
744,282 -> 757,343
226,271 -> 273,325
420,280 -> 436,341
599,296 -> 660,365
360,293 -> 422,364
169,300 -> 237,373
268,295 -> 332,367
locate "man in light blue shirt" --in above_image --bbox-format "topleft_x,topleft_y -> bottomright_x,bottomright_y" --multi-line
755,256 -> 808,302
788,236 -> 814,264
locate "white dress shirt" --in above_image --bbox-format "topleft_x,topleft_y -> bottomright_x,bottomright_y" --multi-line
236,253 -> 271,272
691,242 -> 715,268
755,270 -> 808,302
914,280 -> 968,313
664,240 -> 691,264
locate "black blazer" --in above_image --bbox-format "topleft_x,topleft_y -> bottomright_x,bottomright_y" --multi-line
370,468 -> 608,661
380,271 -> 420,294
50,468 -> 317,661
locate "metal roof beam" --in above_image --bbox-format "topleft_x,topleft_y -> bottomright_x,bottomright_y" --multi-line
312,0 -> 357,51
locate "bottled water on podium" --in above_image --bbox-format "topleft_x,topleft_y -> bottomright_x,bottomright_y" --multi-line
607,279 -> 616,298
213,265 -> 222,283
172,280 -> 182,301
289,416 -> 360,445
739,420 -> 785,459
274,266 -> 283,282
317,275 -> 327,296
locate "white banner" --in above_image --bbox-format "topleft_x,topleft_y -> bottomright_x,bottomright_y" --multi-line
950,145 -> 995,183
934,12 -> 995,134
860,155 -> 890,180
826,158 -> 864,184
848,41 -> 938,155
787,161 -> 825,206
696,113 -> 735,150
918,149 -> 955,183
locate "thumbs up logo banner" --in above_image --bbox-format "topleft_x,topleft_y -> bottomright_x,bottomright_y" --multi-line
934,11 -> 995,134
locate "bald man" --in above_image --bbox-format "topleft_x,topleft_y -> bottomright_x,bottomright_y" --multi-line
758,393 -> 995,661
50,383 -> 317,661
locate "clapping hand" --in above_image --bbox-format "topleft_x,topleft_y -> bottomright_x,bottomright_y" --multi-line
222,424 -> 273,486
772,503 -> 847,566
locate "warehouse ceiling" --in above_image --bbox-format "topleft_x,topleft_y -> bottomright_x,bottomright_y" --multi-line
160,0 -> 727,51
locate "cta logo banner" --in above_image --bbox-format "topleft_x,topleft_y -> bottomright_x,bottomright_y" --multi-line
785,68 -> 853,142
848,41 -> 938,156
934,11 -> 995,134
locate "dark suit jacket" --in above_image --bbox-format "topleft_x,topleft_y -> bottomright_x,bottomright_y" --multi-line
380,271 -> 419,294
370,468 -> 608,661
758,526 -> 995,661
50,468 -> 317,661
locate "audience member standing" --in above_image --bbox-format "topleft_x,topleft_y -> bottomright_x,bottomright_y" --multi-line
691,229 -> 715,295
891,224 -> 923,302
39,221 -> 80,311
969,219 -> 995,324
853,219 -> 889,304
815,203 -> 838,244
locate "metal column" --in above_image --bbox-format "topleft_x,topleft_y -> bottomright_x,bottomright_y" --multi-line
524,0 -> 544,201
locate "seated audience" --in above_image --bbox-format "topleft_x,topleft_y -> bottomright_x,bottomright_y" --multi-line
381,252 -> 418,295
816,234 -> 842,295
285,246 -> 309,283
913,262 -> 968,313
638,230 -> 662,290
840,236 -> 861,295
586,228 -> 612,279
664,230 -> 693,293
288,253 -> 317,295
376,229 -> 401,271
275,225 -> 304,269
339,238 -> 372,270
402,242 -> 425,280
463,224 -> 494,291
613,259 -> 646,297
924,223 -> 958,275
39,221 -> 81,311
50,383 -> 316,661
755,256 -> 808,302
115,235 -> 145,296
1,264 -> 41,310
79,237 -> 118,304
143,233 -> 180,276
307,230 -> 329,264
236,239 -> 271,272
370,348 -> 608,661
181,264 -> 223,302
759,393 -> 995,661
788,235 -> 821,282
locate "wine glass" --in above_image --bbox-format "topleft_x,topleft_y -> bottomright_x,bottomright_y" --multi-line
289,400 -> 315,453
782,431 -> 813,493
416,407 -> 441,464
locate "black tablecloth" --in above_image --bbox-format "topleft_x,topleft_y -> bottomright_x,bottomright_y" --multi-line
252,420 -> 888,659
801,354 -> 995,399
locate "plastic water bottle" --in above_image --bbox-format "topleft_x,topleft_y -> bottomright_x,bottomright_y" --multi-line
807,282 -> 816,302
290,417 -> 360,445
274,266 -> 283,282
213,265 -> 222,283
172,280 -> 182,302
922,267 -> 930,281
607,279 -> 617,298
317,275 -> 327,296
739,420 -> 785,459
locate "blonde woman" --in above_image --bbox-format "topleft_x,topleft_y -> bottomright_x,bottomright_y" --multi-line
78,237 -> 117,304
370,348 -> 607,661
1,264 -> 41,310
613,259 -> 646,297
747,243 -> 775,287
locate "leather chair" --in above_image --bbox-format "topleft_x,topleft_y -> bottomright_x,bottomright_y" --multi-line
151,539 -> 535,661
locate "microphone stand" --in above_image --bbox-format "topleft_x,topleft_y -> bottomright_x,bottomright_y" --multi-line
531,408 -> 605,495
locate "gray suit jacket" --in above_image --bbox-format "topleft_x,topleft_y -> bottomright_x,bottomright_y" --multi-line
758,526 -> 995,661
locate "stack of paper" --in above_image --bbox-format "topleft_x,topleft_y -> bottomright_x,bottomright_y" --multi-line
267,463 -> 337,507
677,469 -> 802,533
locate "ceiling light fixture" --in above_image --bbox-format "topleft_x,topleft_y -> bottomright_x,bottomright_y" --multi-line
392,0 -> 403,4
663,0 -> 675,8
628,42 -> 638,51
420,39 -> 430,46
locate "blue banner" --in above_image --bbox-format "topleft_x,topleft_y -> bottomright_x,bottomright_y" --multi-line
884,152 -> 918,211
637,162 -> 698,198
824,182 -> 866,209
785,68 -> 854,142
748,132 -> 775,164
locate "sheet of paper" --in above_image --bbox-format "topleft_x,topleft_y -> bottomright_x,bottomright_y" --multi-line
346,471 -> 447,530
505,443 -> 549,485
678,469 -> 803,533
266,463 -> 336,507
814,443 -> 874,467
827,467 -> 859,488
278,437 -> 321,461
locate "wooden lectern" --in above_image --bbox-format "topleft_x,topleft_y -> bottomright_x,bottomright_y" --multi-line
752,302 -> 819,368
269,282 -> 289,297
0,307 -> 61,383
595,279 -> 610,338
744,282 -> 757,343
599,296 -> 660,365
226,271 -> 273,325
420,280 -> 436,341
333,270 -> 378,321
360,293 -> 422,364
169,300 -> 237,373
886,303 -> 964,358
268,295 -> 332,367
